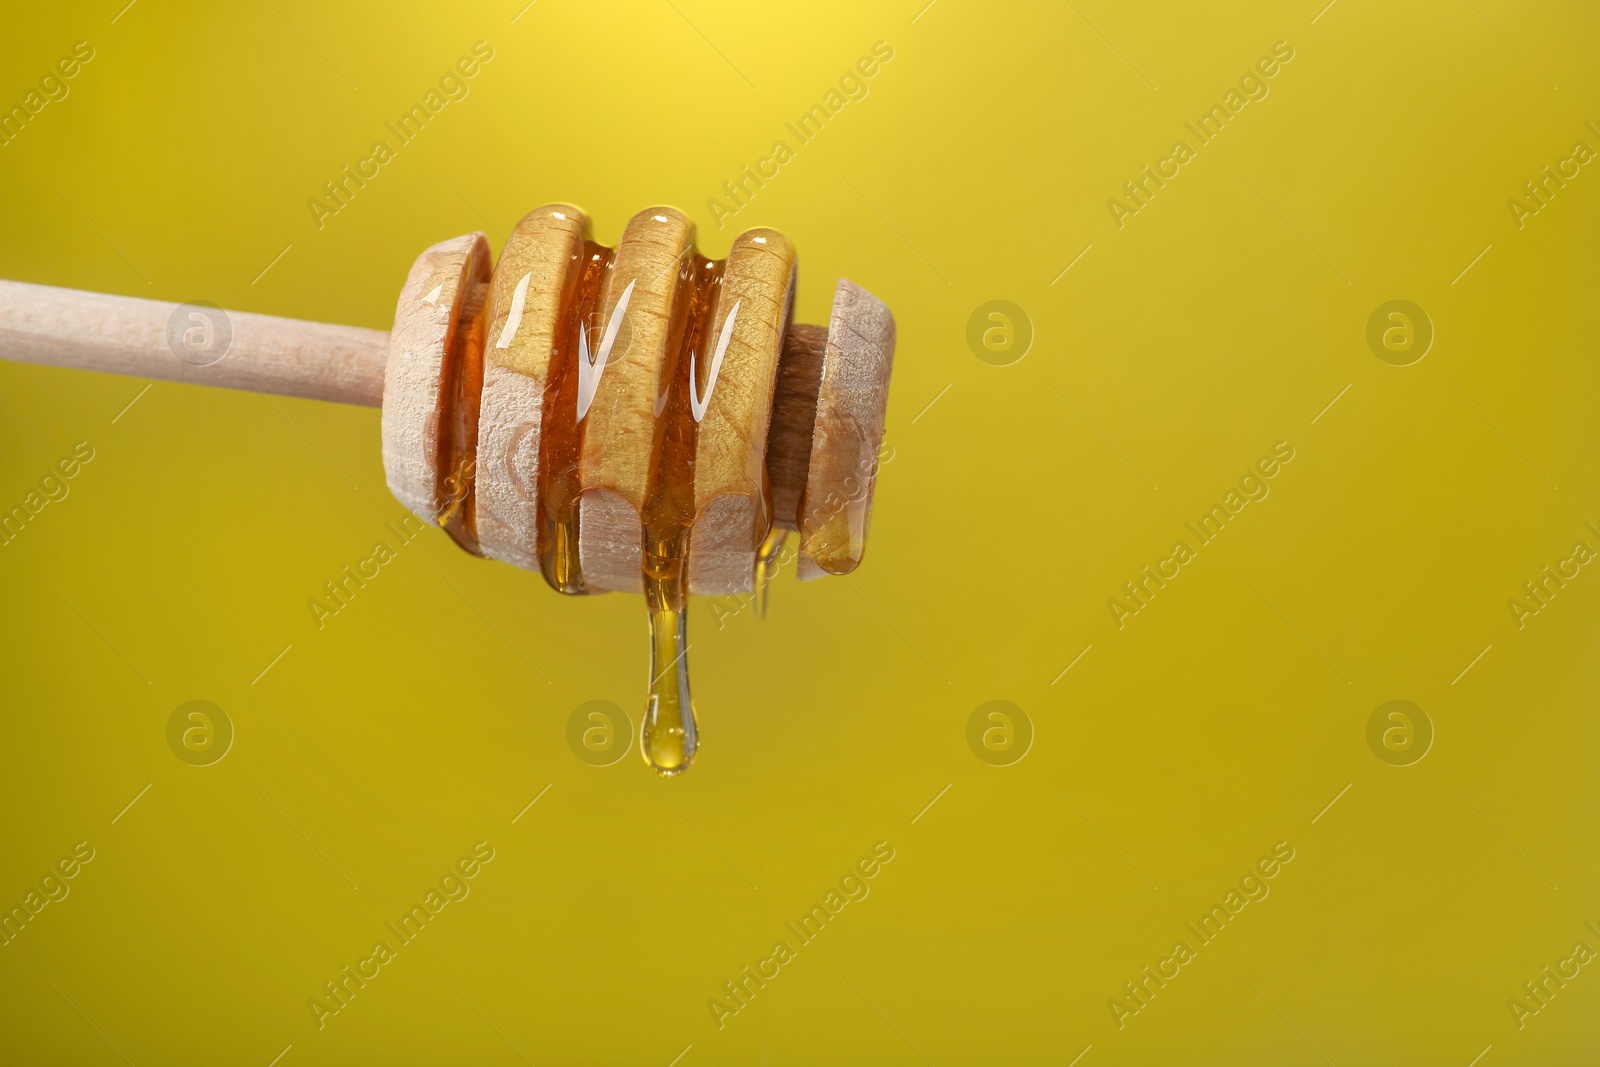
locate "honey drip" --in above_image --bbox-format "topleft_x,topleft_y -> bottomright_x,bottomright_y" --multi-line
522,233 -> 758,774
642,529 -> 695,773
638,252 -> 724,774
754,527 -> 787,620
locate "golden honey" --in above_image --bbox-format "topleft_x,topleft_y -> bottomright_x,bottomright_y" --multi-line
525,234 -> 748,775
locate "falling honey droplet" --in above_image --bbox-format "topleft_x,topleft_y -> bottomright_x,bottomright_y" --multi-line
641,534 -> 696,775
642,606 -> 695,774
542,494 -> 585,595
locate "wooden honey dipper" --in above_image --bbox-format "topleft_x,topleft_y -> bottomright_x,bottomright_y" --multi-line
0,204 -> 897,775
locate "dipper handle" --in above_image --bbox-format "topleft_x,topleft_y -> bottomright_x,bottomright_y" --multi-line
0,279 -> 390,407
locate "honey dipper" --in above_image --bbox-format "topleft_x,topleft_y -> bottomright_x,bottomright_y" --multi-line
0,204 -> 897,775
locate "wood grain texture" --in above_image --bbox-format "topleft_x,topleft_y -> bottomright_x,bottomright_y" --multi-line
475,205 -> 587,570
687,228 -> 797,596
797,279 -> 896,580
380,232 -> 491,526
578,207 -> 693,593
765,322 -> 826,530
0,279 -> 388,405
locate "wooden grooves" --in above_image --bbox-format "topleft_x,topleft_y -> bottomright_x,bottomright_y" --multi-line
381,205 -> 894,596
766,323 -> 826,530
475,205 -> 585,574
380,232 -> 492,556
685,228 -> 797,596
577,209 -> 694,593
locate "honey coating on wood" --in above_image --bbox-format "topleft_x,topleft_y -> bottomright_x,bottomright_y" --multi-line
475,205 -> 587,573
685,229 -> 795,596
437,280 -> 488,555
537,239 -> 617,594
577,211 -> 697,594
380,232 -> 492,536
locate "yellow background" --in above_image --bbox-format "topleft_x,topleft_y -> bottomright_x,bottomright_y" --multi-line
3,1 -> 1598,1064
